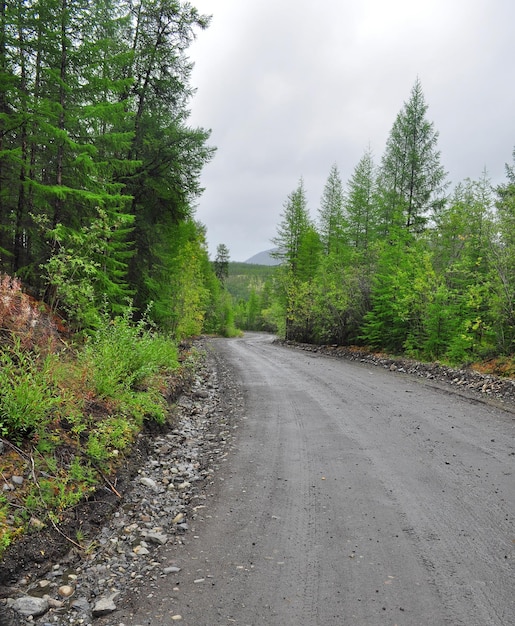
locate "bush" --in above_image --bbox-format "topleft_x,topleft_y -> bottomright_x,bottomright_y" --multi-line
80,308 -> 178,399
0,343 -> 58,441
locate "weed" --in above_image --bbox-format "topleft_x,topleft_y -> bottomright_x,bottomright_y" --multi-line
0,343 -> 59,442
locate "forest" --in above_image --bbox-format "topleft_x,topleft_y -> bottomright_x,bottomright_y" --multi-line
0,0 -> 237,337
235,80 -> 515,373
0,0 -> 238,556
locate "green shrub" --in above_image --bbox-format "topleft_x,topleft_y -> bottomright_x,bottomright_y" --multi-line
0,344 -> 58,441
80,309 -> 178,399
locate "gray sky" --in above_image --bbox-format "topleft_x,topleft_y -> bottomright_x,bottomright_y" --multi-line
188,0 -> 515,262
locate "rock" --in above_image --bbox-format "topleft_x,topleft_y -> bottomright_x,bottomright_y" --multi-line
163,566 -> 181,574
139,476 -> 159,490
11,595 -> 49,617
144,531 -> 168,545
29,516 -> 45,530
71,597 -> 91,613
92,592 -> 119,617
58,584 -> 74,597
11,476 -> 24,486
46,596 -> 64,609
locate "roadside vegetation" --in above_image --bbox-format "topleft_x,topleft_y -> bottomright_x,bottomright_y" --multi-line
0,0 -> 239,559
229,82 -> 515,374
0,276 -> 194,556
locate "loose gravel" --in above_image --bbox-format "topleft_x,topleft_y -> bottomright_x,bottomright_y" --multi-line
0,338 -> 243,626
280,341 -> 515,410
2,336 -> 514,625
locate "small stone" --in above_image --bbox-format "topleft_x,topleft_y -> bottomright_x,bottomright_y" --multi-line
172,513 -> 184,524
124,523 -> 139,534
144,531 -> 168,545
133,545 -> 150,555
163,566 -> 181,574
58,584 -> 74,597
139,476 -> 158,490
30,516 -> 45,530
92,593 -> 119,617
71,597 -> 90,613
11,596 -> 49,617
11,475 -> 24,486
171,615 -> 183,621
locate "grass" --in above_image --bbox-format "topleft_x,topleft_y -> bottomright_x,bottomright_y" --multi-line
0,301 -> 192,558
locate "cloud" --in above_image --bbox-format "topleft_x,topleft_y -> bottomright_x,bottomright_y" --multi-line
189,0 -> 515,260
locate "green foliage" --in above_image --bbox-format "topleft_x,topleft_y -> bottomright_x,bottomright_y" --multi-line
0,344 -> 58,441
272,178 -> 313,272
80,308 -> 178,399
376,78 -> 448,235
259,87 -> 514,367
0,287 -> 188,555
225,263 -> 277,301
344,146 -> 377,255
0,0 -> 214,334
311,252 -> 368,345
40,207 -> 135,331
318,163 -> 346,255
214,243 -> 230,283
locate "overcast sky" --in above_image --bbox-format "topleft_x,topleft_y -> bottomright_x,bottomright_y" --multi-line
188,0 -> 515,261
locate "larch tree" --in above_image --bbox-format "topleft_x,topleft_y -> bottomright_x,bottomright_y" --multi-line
492,148 -> 515,353
272,178 -> 321,341
272,178 -> 312,274
318,163 -> 346,256
376,78 -> 448,237
344,146 -> 377,253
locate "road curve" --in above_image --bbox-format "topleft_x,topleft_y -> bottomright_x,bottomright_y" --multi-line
122,333 -> 515,626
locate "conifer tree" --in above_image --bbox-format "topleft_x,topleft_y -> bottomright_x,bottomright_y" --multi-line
376,78 -> 447,237
492,149 -> 515,353
318,164 -> 346,256
344,147 -> 377,252
214,243 -> 230,284
272,178 -> 312,273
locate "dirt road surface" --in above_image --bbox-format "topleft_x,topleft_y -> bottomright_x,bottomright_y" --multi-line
116,333 -> 514,626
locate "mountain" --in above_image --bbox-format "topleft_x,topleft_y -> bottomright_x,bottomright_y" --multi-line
243,249 -> 281,266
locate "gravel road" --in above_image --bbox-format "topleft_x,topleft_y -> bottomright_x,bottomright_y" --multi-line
112,332 -> 514,626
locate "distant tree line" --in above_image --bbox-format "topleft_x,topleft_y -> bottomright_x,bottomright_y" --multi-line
245,80 -> 515,365
0,0 -> 236,336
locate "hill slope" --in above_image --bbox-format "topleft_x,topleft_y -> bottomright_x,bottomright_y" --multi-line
243,249 -> 280,266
